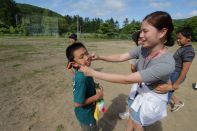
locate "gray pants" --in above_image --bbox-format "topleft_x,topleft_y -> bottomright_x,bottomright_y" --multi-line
80,123 -> 98,131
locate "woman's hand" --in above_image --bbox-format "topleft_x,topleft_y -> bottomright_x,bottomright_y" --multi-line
90,52 -> 99,60
79,65 -> 94,76
154,83 -> 173,93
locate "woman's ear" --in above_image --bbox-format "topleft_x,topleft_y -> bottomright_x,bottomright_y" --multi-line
159,28 -> 168,39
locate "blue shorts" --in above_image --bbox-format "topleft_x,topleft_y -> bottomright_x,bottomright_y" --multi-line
128,98 -> 142,125
168,71 -> 185,102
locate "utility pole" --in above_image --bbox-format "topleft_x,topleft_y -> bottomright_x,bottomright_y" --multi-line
15,14 -> 18,25
77,15 -> 79,36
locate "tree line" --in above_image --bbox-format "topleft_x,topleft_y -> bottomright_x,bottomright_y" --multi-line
0,0 -> 196,40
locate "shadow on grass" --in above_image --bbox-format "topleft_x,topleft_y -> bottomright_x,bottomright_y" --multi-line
98,94 -> 127,131
97,93 -> 163,131
144,121 -> 163,131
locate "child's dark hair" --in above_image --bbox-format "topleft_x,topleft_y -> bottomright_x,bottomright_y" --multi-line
69,33 -> 77,41
176,27 -> 193,39
66,42 -> 86,62
131,31 -> 140,46
143,11 -> 174,47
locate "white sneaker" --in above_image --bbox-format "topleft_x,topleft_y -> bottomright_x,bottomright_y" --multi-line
192,83 -> 197,90
171,101 -> 184,112
119,111 -> 129,119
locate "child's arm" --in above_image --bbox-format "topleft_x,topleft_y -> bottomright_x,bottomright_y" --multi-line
173,62 -> 192,90
84,87 -> 103,105
74,87 -> 103,107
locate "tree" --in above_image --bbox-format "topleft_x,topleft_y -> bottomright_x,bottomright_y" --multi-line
123,18 -> 129,27
121,19 -> 141,34
58,18 -> 68,35
115,20 -> 120,32
173,16 -> 197,41
0,0 -> 18,26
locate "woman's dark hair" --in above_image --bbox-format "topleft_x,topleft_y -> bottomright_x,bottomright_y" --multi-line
66,42 -> 86,62
143,11 -> 174,47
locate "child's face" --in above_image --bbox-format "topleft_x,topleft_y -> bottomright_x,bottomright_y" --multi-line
72,47 -> 91,68
176,33 -> 190,46
69,38 -> 75,44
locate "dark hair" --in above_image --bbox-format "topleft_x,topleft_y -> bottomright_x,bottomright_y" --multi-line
176,27 -> 193,38
66,42 -> 86,62
143,11 -> 174,47
69,33 -> 77,41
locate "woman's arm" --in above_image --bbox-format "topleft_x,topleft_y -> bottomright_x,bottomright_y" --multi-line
93,71 -> 142,84
154,83 -> 173,93
92,52 -> 131,62
80,66 -> 143,84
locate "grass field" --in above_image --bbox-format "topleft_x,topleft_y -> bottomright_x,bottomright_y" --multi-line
0,37 -> 197,131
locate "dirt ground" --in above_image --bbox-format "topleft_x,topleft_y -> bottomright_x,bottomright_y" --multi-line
0,37 -> 197,131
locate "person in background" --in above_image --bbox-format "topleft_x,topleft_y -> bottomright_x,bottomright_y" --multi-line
168,27 -> 195,112
69,33 -> 77,44
66,33 -> 78,77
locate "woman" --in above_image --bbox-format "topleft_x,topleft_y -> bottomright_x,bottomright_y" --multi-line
80,11 -> 175,131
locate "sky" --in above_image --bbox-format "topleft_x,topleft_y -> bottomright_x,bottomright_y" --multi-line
15,0 -> 197,25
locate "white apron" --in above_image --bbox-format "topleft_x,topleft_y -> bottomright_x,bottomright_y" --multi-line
129,83 -> 168,126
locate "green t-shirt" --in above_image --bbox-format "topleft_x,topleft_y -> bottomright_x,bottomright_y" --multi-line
73,70 -> 96,125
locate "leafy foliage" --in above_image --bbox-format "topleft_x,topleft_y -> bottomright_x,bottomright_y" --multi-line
0,0 -> 196,40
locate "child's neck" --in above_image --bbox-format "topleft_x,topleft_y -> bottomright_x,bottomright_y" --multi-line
182,42 -> 190,47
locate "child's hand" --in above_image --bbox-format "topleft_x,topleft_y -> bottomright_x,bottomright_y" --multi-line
172,83 -> 179,90
90,52 -> 99,60
96,86 -> 103,100
66,62 -> 72,69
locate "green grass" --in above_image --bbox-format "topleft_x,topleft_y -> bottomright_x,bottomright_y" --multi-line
12,64 -> 22,67
30,112 -> 37,118
1,77 -> 20,87
0,41 -> 42,62
56,124 -> 64,131
0,44 -> 38,52
1,64 -> 56,88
